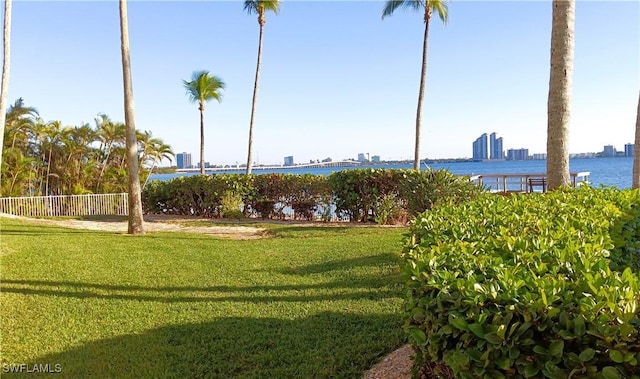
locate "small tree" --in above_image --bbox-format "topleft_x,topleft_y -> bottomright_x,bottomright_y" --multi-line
0,0 -> 12,190
119,0 -> 144,234
183,71 -> 225,175
243,0 -> 280,175
382,0 -> 448,170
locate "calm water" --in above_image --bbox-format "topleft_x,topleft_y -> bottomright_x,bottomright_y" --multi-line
150,157 -> 634,189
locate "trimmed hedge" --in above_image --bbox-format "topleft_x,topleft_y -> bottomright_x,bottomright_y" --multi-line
402,187 -> 640,378
142,169 -> 484,223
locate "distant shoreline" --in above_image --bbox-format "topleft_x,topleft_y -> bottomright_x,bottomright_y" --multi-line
157,155 -> 630,174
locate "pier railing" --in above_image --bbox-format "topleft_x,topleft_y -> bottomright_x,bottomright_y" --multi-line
471,172 -> 590,193
0,193 -> 128,217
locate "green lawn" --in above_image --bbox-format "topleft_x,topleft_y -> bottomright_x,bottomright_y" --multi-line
0,218 -> 407,378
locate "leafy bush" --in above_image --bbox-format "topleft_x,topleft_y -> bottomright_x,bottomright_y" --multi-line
373,193 -> 409,225
398,169 -> 484,216
141,174 -> 252,217
290,174 -> 331,221
220,191 -> 244,219
142,169 -> 482,223
330,169 -> 483,222
402,187 -> 640,378
329,169 -> 404,222
248,174 -> 331,220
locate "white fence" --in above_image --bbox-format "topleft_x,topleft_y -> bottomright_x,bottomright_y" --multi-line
0,193 -> 128,217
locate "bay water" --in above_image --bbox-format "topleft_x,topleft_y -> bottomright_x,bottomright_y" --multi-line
150,157 -> 633,189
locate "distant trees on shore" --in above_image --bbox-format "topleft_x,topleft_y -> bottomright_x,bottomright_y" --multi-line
0,98 -> 173,197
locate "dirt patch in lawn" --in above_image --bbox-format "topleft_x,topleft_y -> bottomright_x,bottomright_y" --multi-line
1,214 -> 266,240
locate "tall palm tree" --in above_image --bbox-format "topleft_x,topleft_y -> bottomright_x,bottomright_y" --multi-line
119,0 -> 144,234
632,91 -> 640,188
95,115 -> 125,192
183,71 -> 225,175
243,0 -> 280,175
382,0 -> 447,170
43,121 -> 63,196
546,0 -> 575,190
0,0 -> 12,188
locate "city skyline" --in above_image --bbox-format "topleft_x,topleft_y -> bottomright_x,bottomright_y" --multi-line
173,140 -> 636,168
4,1 -> 638,165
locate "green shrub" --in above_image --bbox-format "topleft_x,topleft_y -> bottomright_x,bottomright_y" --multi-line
142,170 -> 483,223
402,187 -> 640,378
290,174 -> 331,221
398,169 -> 484,216
330,169 -> 484,223
329,169 -> 404,222
373,193 -> 409,225
220,191 -> 244,219
141,174 -> 252,217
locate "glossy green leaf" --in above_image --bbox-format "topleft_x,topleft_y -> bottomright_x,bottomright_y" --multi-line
609,350 -> 624,363
579,348 -> 595,362
574,316 -> 586,337
549,340 -> 564,357
602,366 -> 621,379
450,317 -> 469,331
484,332 -> 502,345
469,323 -> 485,338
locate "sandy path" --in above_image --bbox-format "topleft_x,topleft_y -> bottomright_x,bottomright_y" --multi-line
1,214 -> 266,240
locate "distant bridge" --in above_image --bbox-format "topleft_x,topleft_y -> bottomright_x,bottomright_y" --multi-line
175,160 -> 363,173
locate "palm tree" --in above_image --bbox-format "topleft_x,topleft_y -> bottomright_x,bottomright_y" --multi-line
546,0 -> 575,190
183,71 -> 225,175
382,0 -> 447,170
632,91 -> 640,188
119,0 -> 144,234
0,0 -> 12,188
43,121 -> 63,196
243,0 -> 280,175
95,115 -> 126,192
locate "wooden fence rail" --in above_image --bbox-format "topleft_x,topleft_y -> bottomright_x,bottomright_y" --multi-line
0,193 -> 128,217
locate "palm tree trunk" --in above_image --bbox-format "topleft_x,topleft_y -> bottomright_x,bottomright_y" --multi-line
45,145 -> 52,195
414,8 -> 431,171
246,21 -> 265,175
199,103 -> 205,175
632,91 -> 640,188
546,0 -> 575,190
119,0 -> 145,234
0,0 -> 12,190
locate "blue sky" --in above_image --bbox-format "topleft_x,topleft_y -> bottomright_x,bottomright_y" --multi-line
5,0 -> 639,165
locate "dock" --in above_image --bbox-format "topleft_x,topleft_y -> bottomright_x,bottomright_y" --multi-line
470,172 -> 590,193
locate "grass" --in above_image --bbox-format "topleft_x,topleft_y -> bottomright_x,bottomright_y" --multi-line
0,218 -> 408,378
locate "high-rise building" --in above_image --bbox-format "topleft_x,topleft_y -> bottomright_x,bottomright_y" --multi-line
357,153 -> 366,162
284,156 -> 294,166
625,143 -> 634,157
371,155 -> 381,163
472,134 -> 488,160
506,148 -> 529,161
490,133 -> 504,160
176,152 -> 192,169
602,145 -> 617,157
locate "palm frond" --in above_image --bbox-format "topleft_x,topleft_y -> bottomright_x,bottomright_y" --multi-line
244,0 -> 280,15
429,0 -> 448,23
261,0 -> 281,14
182,71 -> 225,105
382,0 -> 423,19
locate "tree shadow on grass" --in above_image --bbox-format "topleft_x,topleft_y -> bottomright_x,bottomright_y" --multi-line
0,281 -> 400,304
0,227 -> 111,236
0,252 -> 403,302
6,312 -> 405,379
265,225 -> 401,239
278,253 -> 400,276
